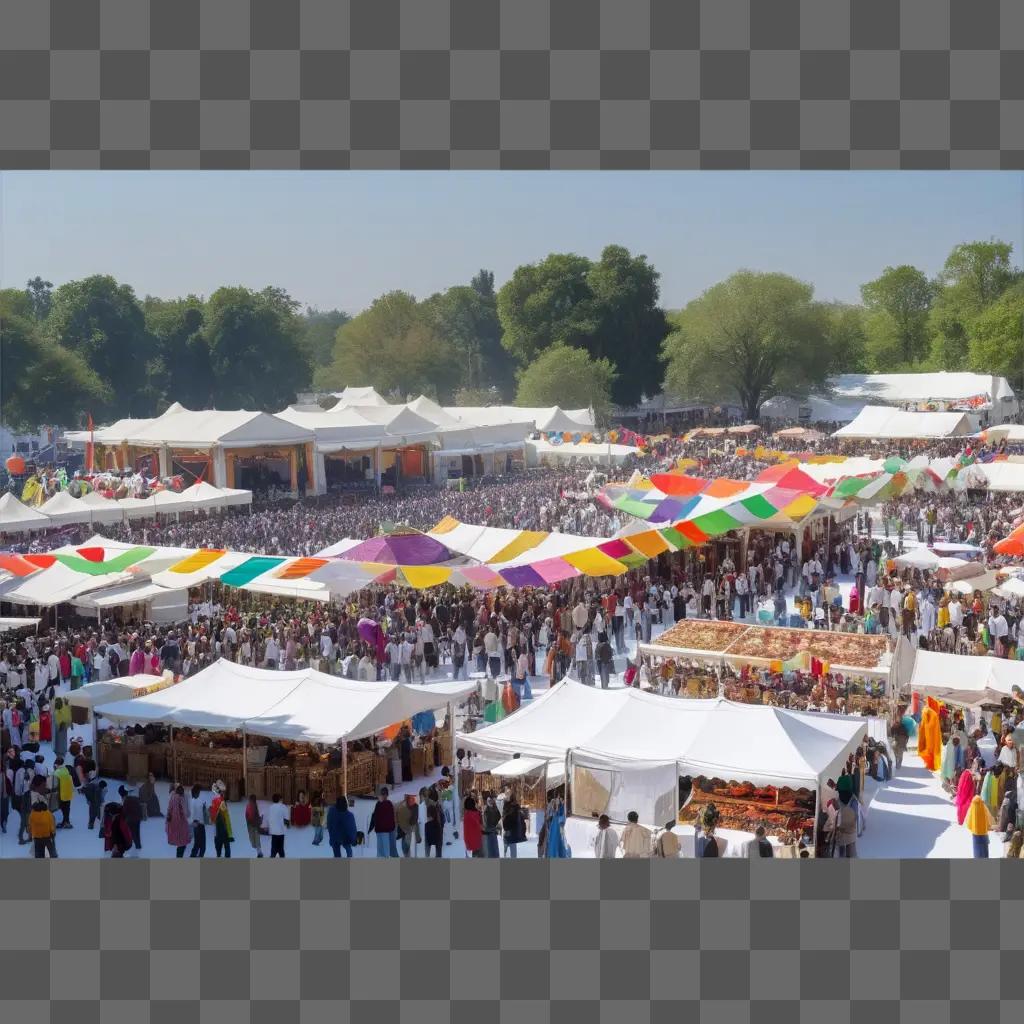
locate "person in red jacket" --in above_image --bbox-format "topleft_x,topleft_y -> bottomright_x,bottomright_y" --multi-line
462,796 -> 483,858
290,790 -> 312,828
367,788 -> 398,858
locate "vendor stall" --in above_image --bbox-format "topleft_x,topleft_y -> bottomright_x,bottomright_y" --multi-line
93,659 -> 474,799
640,619 -> 892,715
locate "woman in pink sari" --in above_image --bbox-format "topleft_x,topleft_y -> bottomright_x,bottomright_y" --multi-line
848,583 -> 860,616
955,769 -> 975,826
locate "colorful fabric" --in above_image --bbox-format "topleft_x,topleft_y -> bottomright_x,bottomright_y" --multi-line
167,549 -> 227,574
53,547 -> 156,575
219,556 -> 287,588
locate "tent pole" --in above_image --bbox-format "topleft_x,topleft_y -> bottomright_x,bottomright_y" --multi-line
450,699 -> 460,840
242,725 -> 248,797
342,735 -> 348,800
171,725 -> 176,782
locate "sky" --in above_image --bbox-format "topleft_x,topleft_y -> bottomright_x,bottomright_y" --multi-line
1,171 -> 1021,315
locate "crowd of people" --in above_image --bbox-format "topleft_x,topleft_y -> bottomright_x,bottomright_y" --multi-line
7,431 -> 1024,858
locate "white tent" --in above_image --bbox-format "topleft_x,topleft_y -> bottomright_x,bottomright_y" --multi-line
833,406 -> 973,440
831,372 -> 1016,410
984,423 -> 1024,443
67,674 -> 179,712
526,438 -> 637,466
535,407 -> 591,434
5,563 -> 135,606
893,548 -> 940,571
459,679 -> 865,797
972,462 -> 1024,493
331,386 -> 390,407
908,649 -> 1024,705
78,490 -> 127,523
0,492 -> 51,533
125,407 -> 313,448
93,659 -> 476,745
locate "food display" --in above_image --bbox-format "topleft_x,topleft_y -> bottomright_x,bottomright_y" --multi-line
648,620 -> 890,671
680,778 -> 817,839
724,626 -> 889,669
655,619 -> 749,653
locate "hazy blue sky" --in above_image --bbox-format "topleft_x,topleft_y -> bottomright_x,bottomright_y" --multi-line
1,172 -> 1020,314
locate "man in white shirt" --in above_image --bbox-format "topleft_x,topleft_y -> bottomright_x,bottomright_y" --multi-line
385,637 -> 403,681
948,597 -> 963,639
266,794 -> 290,858
264,636 -> 280,669
483,628 -> 501,679
988,607 -> 1009,654
319,631 -> 334,673
592,814 -> 619,858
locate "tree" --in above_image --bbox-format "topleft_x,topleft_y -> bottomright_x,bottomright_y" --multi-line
454,386 -> 502,406
497,253 -> 598,365
860,265 -> 934,367
497,246 -> 669,405
299,307 -> 351,374
823,302 -> 868,373
929,240 -> 1020,370
315,291 -> 462,401
516,345 -> 616,419
202,286 -> 311,410
967,282 -> 1024,386
662,271 -> 834,420
45,275 -> 153,417
421,283 -> 516,397
471,269 -> 495,299
1,306 -> 103,429
25,277 -> 53,320
585,245 -> 670,405
143,295 -> 212,408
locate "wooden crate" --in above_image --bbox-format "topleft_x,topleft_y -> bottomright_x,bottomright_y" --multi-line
246,768 -> 266,800
99,745 -> 127,778
264,766 -> 293,804
126,752 -> 150,783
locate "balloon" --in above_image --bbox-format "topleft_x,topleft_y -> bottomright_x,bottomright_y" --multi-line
4,455 -> 25,475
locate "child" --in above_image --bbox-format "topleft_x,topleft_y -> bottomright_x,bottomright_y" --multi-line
310,793 -> 325,846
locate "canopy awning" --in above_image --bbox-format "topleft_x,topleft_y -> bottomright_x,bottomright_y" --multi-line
908,649 -> 1024,705
93,659 -> 476,744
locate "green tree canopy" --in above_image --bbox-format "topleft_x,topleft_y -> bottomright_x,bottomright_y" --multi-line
516,344 -> 616,419
860,265 -> 934,367
1,305 -> 103,430
143,295 -> 212,408
421,282 -> 516,397
967,282 -> 1024,385
25,277 -> 53,320
203,286 -> 310,410
662,271 -> 834,420
929,240 -> 1020,370
45,274 -> 153,416
315,291 -> 462,401
497,246 -> 668,406
298,307 -> 351,373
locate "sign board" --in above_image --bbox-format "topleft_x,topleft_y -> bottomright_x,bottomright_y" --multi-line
798,406 -> 811,422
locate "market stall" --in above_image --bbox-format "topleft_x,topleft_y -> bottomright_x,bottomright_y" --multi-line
93,659 -> 474,799
459,678 -> 866,848
640,619 -> 892,715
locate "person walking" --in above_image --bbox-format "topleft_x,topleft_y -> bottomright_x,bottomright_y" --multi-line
619,811 -> 652,858
368,787 -> 398,858
596,635 -> 614,689
30,798 -> 58,858
52,757 -> 74,829
81,778 -> 107,832
892,719 -> 909,772
267,794 -> 290,858
189,785 -> 208,857
119,786 -> 143,855
654,821 -> 681,858
462,796 -> 483,858
965,794 -> 994,858
481,793 -> 502,858
501,796 -> 527,858
592,814 -> 619,858
423,789 -> 444,858
165,785 -> 191,858
326,796 -> 357,858
395,793 -> 420,857
244,795 -> 264,857
210,783 -> 234,858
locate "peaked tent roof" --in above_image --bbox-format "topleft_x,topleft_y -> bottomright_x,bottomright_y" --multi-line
831,372 -> 1016,405
93,659 -> 475,744
332,386 -> 390,406
832,406 -> 973,440
125,407 -> 314,447
0,492 -> 51,532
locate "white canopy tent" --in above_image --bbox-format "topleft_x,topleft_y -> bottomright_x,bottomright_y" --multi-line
93,659 -> 476,745
67,674 -> 179,712
526,438 -> 638,466
38,490 -> 97,525
78,490 -> 128,522
0,492 -> 50,533
908,649 -> 1024,706
971,462 -> 1024,493
459,680 -> 866,822
831,372 -> 1017,411
833,406 -> 974,440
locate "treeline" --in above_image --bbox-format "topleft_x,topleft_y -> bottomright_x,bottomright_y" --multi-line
2,240 -> 1020,431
